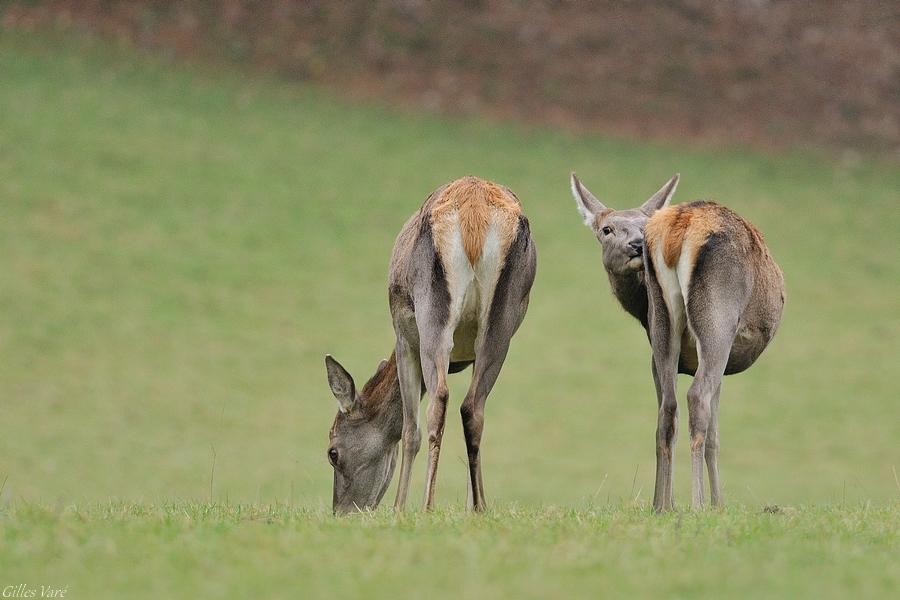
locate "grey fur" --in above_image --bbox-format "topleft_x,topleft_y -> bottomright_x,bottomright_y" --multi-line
325,181 -> 537,514
570,173 -> 785,511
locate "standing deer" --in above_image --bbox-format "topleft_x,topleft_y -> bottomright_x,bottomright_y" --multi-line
325,176 -> 537,514
569,173 -> 784,511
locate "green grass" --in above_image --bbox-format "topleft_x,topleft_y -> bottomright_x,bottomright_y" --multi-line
3,502 -> 898,599
0,31 -> 898,598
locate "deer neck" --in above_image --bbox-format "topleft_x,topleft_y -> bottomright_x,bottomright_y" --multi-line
376,380 -> 404,443
608,269 -> 649,329
360,351 -> 405,442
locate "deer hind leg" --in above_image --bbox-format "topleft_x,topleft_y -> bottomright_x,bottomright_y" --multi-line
645,254 -> 682,512
684,253 -> 747,509
393,334 -> 423,512
705,382 -> 722,507
650,356 -> 678,512
462,220 -> 536,512
460,341 -> 507,513
460,314 -> 521,512
650,330 -> 681,512
685,325 -> 732,510
418,313 -> 453,511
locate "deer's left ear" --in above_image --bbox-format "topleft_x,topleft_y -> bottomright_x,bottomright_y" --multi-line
640,173 -> 680,216
325,355 -> 357,413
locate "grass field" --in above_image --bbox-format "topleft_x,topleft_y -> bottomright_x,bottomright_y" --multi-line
1,32 -> 898,598
4,503 -> 898,599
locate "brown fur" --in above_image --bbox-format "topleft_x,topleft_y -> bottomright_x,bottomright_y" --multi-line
592,209 -> 613,229
359,352 -> 399,414
690,433 -> 706,451
429,176 -> 521,265
645,202 -> 723,269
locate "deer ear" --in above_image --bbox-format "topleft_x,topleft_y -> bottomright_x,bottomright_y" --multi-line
570,172 -> 608,227
640,173 -> 679,216
325,355 -> 357,413
375,358 -> 389,375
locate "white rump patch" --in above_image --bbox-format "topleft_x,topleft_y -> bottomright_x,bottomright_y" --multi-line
652,244 -> 687,337
675,248 -> 693,305
439,211 -> 508,362
441,211 -> 477,324
475,220 -> 506,319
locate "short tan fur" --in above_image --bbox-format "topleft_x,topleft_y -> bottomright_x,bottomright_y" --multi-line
430,176 -> 522,266
645,202 -> 721,270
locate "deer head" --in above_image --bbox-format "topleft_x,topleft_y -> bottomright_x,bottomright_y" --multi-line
570,173 -> 680,275
324,354 -> 399,514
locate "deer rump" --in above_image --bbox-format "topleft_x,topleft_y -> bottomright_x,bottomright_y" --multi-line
383,175 -> 535,512
391,177 -> 533,364
644,201 -> 785,376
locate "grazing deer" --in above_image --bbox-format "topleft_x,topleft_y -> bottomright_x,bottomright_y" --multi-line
569,173 -> 784,511
325,176 -> 537,514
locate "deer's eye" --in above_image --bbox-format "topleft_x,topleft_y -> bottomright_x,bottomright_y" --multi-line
601,226 -> 612,236
327,447 -> 339,467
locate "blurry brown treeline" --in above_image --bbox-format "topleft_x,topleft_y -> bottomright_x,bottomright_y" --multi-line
4,0 -> 899,156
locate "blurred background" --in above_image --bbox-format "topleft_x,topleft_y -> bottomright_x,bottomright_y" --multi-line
5,0 -> 899,156
1,1 -> 898,509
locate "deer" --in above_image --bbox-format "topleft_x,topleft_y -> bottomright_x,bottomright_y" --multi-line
324,176 -> 537,514
569,173 -> 784,511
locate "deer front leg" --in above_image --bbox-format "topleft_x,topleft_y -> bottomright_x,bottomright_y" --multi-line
393,336 -> 423,512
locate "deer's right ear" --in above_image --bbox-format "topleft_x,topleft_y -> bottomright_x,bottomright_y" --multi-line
570,172 -> 607,228
325,355 -> 357,413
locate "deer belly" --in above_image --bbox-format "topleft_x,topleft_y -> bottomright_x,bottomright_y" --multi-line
724,325 -> 767,375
